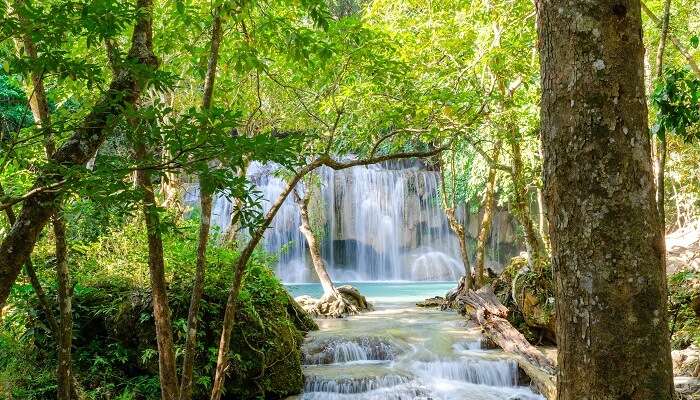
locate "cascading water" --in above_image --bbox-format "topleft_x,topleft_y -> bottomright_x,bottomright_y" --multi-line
195,159 -> 519,283
293,295 -> 546,400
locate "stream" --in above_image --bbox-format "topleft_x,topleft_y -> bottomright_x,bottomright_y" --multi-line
286,283 -> 545,400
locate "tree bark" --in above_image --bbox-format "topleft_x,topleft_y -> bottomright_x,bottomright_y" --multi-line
509,139 -> 541,267
0,0 -> 158,308
475,142 -> 501,287
179,10 -> 222,400
13,12 -> 75,397
536,0 -> 675,397
293,188 -> 337,296
134,140 -> 179,400
52,215 -> 72,400
439,154 -> 471,289
654,0 -> 671,232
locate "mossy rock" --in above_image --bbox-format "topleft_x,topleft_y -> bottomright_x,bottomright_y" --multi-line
493,256 -> 556,344
21,265 -> 317,400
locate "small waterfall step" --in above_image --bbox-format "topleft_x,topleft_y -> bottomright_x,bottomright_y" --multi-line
300,365 -> 428,400
303,335 -> 404,365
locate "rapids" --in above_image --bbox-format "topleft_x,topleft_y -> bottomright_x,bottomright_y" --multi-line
286,283 -> 545,400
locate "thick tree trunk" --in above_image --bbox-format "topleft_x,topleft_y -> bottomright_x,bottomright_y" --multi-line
0,0 -> 157,308
52,216 -> 72,400
509,139 -> 541,267
293,189 -> 337,296
179,11 -> 222,400
475,142 -> 501,287
134,141 -> 179,400
536,0 -> 675,398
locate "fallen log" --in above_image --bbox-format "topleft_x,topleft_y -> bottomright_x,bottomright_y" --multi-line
453,285 -> 557,399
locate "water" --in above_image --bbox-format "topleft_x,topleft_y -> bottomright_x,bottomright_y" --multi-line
187,160 -> 520,282
288,283 -> 545,400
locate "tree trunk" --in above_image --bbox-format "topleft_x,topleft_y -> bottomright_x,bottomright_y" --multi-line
293,189 -> 337,296
179,11 -> 222,400
52,215 -> 72,400
179,193 -> 211,400
536,0 -> 675,398
509,139 -> 541,267
476,142 -> 501,287
134,140 -> 179,400
0,0 -> 158,308
654,0 -> 671,231
13,13 -> 75,397
446,209 -> 471,288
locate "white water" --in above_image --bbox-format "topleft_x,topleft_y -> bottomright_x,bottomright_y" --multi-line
289,286 -> 546,400
188,160 -> 519,282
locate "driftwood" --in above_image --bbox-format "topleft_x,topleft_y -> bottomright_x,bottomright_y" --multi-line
453,285 -> 557,400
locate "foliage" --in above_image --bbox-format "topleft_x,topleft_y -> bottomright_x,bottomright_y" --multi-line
652,67 -> 700,142
1,219 -> 313,400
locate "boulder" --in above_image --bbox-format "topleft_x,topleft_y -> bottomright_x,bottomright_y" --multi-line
416,296 -> 446,308
296,285 -> 373,318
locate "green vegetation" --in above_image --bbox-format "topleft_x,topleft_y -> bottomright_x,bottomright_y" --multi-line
1,219 -> 315,399
0,0 -> 699,397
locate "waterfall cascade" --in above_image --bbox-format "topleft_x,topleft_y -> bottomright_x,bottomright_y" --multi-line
192,159 -> 520,283
295,304 -> 546,400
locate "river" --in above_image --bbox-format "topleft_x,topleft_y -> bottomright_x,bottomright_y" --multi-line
285,282 -> 545,400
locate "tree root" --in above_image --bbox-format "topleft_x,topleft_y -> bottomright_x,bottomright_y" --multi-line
296,285 -> 373,318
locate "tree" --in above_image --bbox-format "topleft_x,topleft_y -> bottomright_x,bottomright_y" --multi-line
439,148 -> 472,290
0,0 -> 159,308
536,0 -> 674,398
475,141 -> 501,286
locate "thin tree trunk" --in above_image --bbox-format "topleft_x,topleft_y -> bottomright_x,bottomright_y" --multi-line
654,0 -> 671,231
476,142 -> 501,286
641,1 -> 700,79
179,10 -> 222,400
509,139 -> 541,267
293,189 -> 337,296
439,152 -> 472,289
14,12 -> 74,397
134,139 -> 179,400
536,0 -> 674,397
672,181 -> 683,229
178,193 -> 211,400
52,215 -> 72,400
0,0 -> 158,308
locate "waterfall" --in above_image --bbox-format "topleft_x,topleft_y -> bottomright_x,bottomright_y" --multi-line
192,159 -> 520,282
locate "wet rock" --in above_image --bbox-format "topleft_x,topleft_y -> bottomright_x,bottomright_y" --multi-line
303,336 -> 402,365
296,285 -> 373,318
675,376 -> 700,398
416,296 -> 446,308
673,346 -> 700,377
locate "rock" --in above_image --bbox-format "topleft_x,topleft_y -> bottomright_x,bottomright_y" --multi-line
675,376 -> 700,398
296,285 -> 373,318
416,296 -> 446,308
674,347 -> 700,377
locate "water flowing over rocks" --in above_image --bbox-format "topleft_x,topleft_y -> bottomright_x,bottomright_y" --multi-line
287,299 -> 546,400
